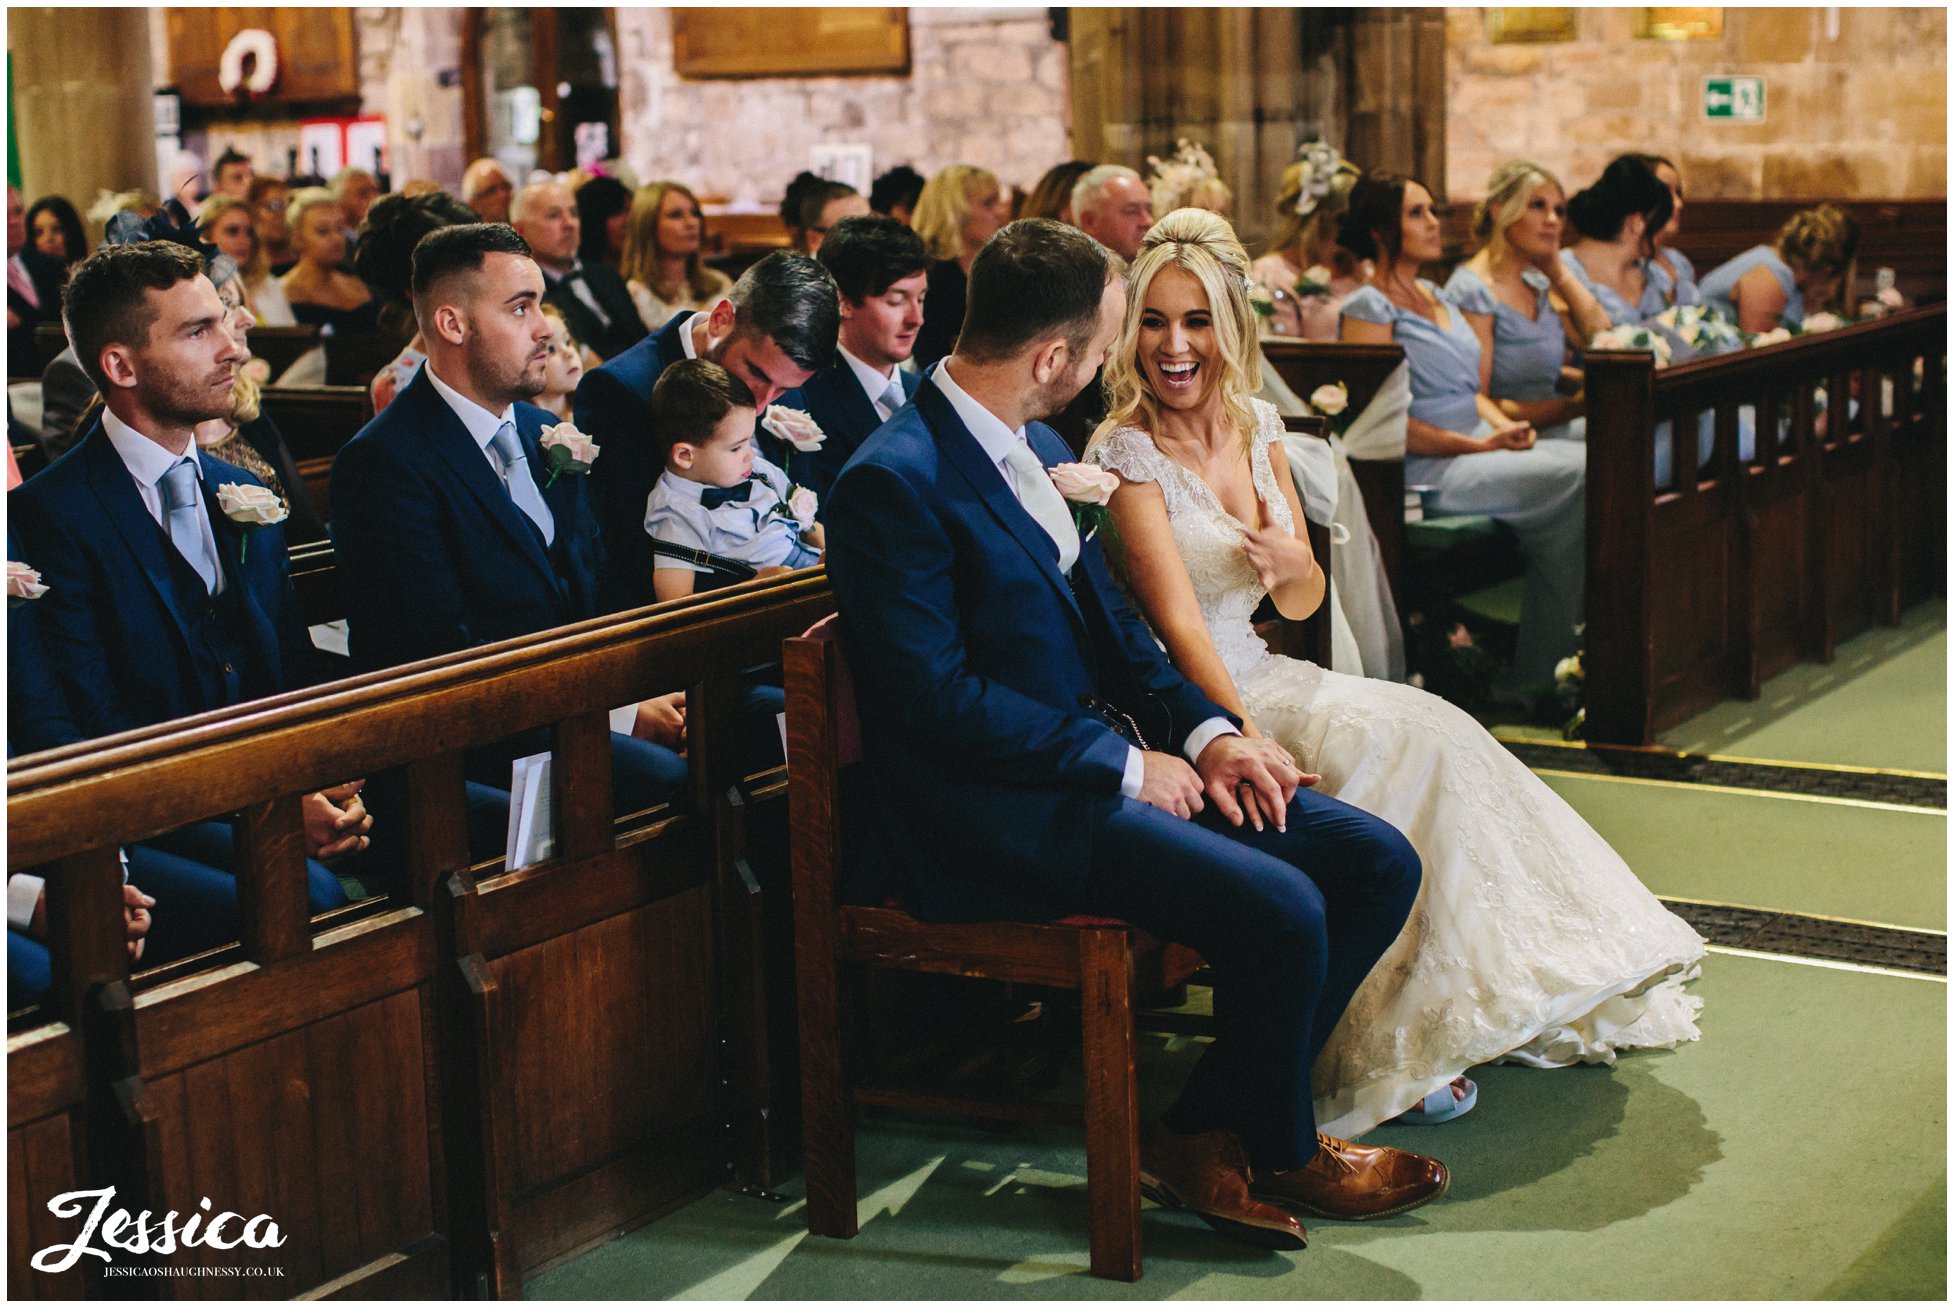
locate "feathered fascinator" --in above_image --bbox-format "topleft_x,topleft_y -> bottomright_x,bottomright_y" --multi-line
102,192 -> 239,288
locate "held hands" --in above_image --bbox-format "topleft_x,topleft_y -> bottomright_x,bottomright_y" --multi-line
1135,751 -> 1206,820
1196,734 -> 1316,833
633,691 -> 687,751
1482,420 -> 1536,452
304,779 -> 373,863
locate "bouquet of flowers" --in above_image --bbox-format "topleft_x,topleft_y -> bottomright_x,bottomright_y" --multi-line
1294,264 -> 1335,300
1588,323 -> 1674,367
1246,278 -> 1276,321
1307,382 -> 1356,436
1649,304 -> 1744,361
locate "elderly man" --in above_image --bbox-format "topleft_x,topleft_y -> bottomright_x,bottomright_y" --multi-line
513,179 -> 646,362
462,157 -> 515,225
1072,164 -> 1155,261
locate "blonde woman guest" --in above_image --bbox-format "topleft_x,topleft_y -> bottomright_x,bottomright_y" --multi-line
534,305 -> 585,421
279,186 -> 377,334
1086,207 -> 1703,1137
1443,161 -> 1610,442
910,164 -> 1007,369
1251,146 -> 1367,341
1698,203 -> 1858,333
620,181 -> 733,332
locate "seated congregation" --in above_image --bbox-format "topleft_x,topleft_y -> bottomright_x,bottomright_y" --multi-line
5,129 -> 1941,1290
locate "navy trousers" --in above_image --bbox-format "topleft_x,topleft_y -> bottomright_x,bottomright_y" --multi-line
1079,785 -> 1420,1173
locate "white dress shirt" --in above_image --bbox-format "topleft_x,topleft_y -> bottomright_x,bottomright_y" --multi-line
101,408 -> 227,595
425,362 -> 521,483
934,361 -> 1237,797
839,343 -> 902,422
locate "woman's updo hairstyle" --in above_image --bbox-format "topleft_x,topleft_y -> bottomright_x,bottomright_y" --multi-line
1337,172 -> 1414,264
1776,203 -> 1860,275
1470,159 -> 1560,255
355,189 -> 478,338
1566,155 -> 1673,249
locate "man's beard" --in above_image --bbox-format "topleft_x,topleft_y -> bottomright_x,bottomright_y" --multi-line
472,352 -> 548,407
1026,363 -> 1096,421
150,369 -> 237,428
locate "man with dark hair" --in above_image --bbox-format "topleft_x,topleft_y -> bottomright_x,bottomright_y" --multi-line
868,165 -> 926,226
11,240 -> 366,913
213,148 -> 254,201
824,218 -> 1445,1251
514,179 -> 646,363
780,214 -> 927,499
574,248 -> 840,612
330,222 -> 688,830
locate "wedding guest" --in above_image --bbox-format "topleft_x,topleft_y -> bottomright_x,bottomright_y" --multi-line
213,148 -> 254,201
461,157 -> 515,224
869,164 -> 925,225
1444,161 -> 1610,441
1560,155 -> 1675,326
910,164 -> 1007,369
1632,154 -> 1700,308
1699,204 -> 1858,333
644,359 -> 822,601
1146,144 -> 1233,218
13,240 -> 367,905
515,179 -> 647,363
575,173 -> 634,270
786,213 -> 927,498
1086,206 -> 1704,1137
280,186 -> 379,333
1340,173 -> 1587,687
1072,164 -> 1155,260
575,249 -> 838,612
9,186 -> 66,371
619,180 -> 733,332
356,188 -> 478,412
781,172 -> 869,256
247,174 -> 296,277
534,304 -> 584,421
332,167 -> 381,233
1251,148 -> 1366,341
1020,160 -> 1095,224
27,195 -> 87,272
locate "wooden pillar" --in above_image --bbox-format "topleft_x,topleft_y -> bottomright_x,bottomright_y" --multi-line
10,8 -> 158,214
1345,8 -> 1448,198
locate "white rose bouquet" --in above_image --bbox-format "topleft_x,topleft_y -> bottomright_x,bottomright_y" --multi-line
1746,326 -> 1793,348
215,482 -> 289,561
761,406 -> 827,453
1650,305 -> 1744,360
1588,324 -> 1675,366
538,421 -> 601,487
7,561 -> 49,606
1294,265 -> 1335,299
1798,311 -> 1846,335
1246,278 -> 1276,321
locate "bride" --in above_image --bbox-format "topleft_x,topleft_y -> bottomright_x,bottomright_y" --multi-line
1084,208 -> 1704,1138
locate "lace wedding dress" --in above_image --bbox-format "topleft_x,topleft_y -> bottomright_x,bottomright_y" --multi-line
1088,400 -> 1705,1139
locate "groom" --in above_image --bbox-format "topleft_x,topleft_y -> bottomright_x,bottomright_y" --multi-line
823,220 -> 1448,1250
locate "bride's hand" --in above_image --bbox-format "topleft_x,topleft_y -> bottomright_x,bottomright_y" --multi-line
1241,523 -> 1315,595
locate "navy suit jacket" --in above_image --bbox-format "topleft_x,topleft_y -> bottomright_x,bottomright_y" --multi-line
779,360 -> 920,504
543,261 -> 647,364
9,419 -> 313,742
329,367 -> 601,672
823,376 -> 1232,920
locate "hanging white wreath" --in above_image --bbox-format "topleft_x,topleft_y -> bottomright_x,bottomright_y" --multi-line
218,28 -> 280,98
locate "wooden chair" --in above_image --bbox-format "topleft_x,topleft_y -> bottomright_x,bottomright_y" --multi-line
783,616 -> 1203,1282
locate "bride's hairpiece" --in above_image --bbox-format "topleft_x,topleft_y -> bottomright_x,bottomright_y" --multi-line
1293,139 -> 1355,218
1144,139 -> 1221,216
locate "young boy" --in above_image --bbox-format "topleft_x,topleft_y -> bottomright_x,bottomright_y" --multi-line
644,358 -> 825,601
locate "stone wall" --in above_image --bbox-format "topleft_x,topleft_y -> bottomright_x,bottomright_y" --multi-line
612,6 -> 1069,205
1446,6 -> 1945,201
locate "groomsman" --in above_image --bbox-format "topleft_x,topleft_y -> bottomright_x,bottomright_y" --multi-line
515,180 -> 647,363
782,215 -> 927,501
574,250 -> 839,612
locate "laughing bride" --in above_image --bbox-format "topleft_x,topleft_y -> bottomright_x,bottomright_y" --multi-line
1083,207 -> 1704,1137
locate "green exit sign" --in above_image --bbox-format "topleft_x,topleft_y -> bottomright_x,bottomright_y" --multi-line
1704,76 -> 1766,121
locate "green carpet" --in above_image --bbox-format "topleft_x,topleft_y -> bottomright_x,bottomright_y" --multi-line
526,953 -> 1945,1300
1539,773 -> 1945,931
1662,601 -> 1946,774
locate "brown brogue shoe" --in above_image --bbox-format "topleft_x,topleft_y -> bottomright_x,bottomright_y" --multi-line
1251,1132 -> 1450,1221
1139,1124 -> 1309,1250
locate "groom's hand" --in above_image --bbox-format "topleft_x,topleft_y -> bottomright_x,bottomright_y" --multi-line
1136,751 -> 1206,820
1195,736 -> 1312,833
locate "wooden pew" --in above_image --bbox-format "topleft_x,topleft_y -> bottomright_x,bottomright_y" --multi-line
258,384 -> 373,524
7,572 -> 834,1297
1583,305 -> 1945,745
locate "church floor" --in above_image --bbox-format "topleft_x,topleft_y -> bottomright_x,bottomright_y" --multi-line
527,601 -> 1946,1301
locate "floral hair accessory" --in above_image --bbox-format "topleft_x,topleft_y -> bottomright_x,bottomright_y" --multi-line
1144,139 -> 1221,216
1293,139 -> 1355,218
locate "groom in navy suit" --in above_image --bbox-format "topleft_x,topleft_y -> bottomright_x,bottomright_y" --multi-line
779,214 -> 927,502
330,223 -> 688,829
824,221 -> 1448,1249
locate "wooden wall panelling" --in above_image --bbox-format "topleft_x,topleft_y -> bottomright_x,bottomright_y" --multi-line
165,8 -> 360,108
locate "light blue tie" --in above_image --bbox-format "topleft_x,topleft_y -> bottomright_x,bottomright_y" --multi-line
876,375 -> 905,420
159,459 -> 219,593
490,421 -> 556,547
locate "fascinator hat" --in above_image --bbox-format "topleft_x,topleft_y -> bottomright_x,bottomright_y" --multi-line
1291,140 -> 1359,217
101,186 -> 241,290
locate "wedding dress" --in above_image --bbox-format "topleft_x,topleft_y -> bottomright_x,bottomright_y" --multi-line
1088,399 -> 1705,1139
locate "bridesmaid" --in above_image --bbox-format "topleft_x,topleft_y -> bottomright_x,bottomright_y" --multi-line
1443,161 -> 1610,442
1250,146 -> 1367,341
1338,174 -> 1586,688
1698,204 -> 1859,332
1637,154 -> 1701,308
1560,156 -> 1675,325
